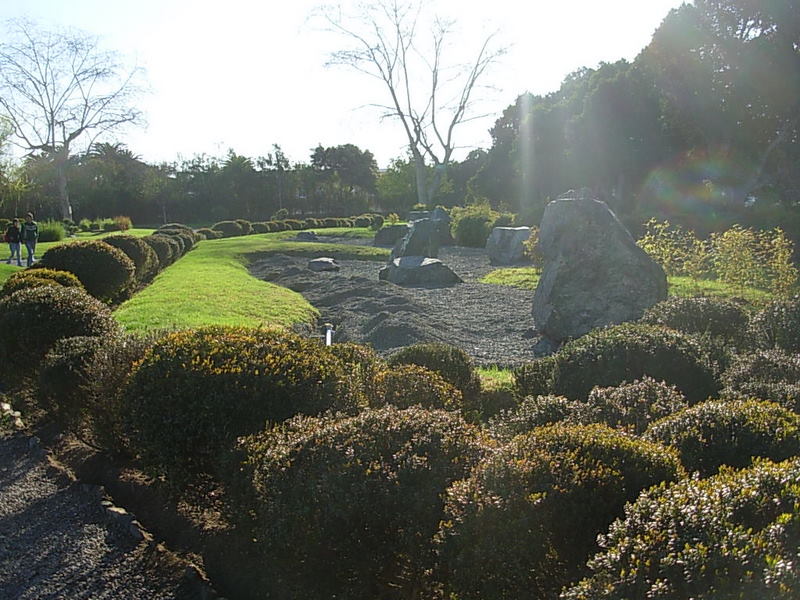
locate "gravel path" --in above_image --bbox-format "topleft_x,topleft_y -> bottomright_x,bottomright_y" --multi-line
250,245 -> 541,366
0,433 -> 196,600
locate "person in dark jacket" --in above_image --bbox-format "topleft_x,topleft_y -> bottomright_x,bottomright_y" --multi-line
5,218 -> 21,266
20,212 -> 38,267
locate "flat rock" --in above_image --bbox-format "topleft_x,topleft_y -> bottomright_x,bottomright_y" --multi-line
296,231 -> 319,242
308,257 -> 340,272
378,256 -> 463,286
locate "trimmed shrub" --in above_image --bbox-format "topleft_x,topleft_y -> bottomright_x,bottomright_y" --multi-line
263,220 -> 279,232
488,394 -> 578,441
211,220 -> 244,237
372,364 -> 462,411
563,458 -> 800,600
327,342 -> 385,407
370,214 -> 384,230
271,220 -> 290,232
157,222 -> 192,233
195,227 -> 219,240
235,219 -> 253,235
251,222 -> 269,234
644,399 -> 800,476
450,205 -> 497,247
283,219 -> 304,230
141,235 -> 173,269
513,355 -> 557,397
322,217 -> 338,228
582,377 -> 688,435
175,231 -> 196,252
237,405 -> 490,599
38,240 -> 135,301
437,423 -> 683,600
124,326 -> 353,482
37,219 -> 66,242
103,234 -> 159,282
749,296 -> 800,352
354,215 -> 371,228
156,230 -> 185,256
549,323 -> 719,404
720,348 -> 800,411
1,268 -> 83,297
388,342 -> 481,406
0,286 -> 119,380
640,296 -> 749,344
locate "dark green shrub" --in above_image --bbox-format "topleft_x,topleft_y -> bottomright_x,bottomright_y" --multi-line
388,342 -> 481,406
720,349 -> 800,411
156,230 -> 185,255
327,342 -> 385,407
549,323 -> 718,404
141,235 -> 173,269
0,287 -> 119,380
644,399 -> 800,476
157,222 -> 192,233
271,220 -> 289,232
372,364 -> 462,410
370,215 -> 384,230
175,231 -> 196,252
103,234 -> 159,282
271,208 -> 289,220
38,220 -> 66,242
749,296 -> 800,352
211,220 -> 244,237
38,336 -> 105,426
513,356 -> 556,397
437,423 -> 683,600
1,268 -> 84,297
491,213 -> 515,228
354,215 -> 371,227
488,394 -> 578,441
195,227 -> 219,240
0,218 -> 9,231
235,219 -> 253,235
124,326 -> 353,482
251,222 -> 269,234
322,217 -> 338,228
263,220 -> 279,232
238,405 -> 490,600
583,377 -> 688,435
451,205 -> 496,247
640,296 -> 749,344
283,219 -> 304,230
39,240 -> 135,301
563,458 -> 800,600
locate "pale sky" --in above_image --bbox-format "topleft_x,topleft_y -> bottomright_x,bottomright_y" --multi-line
0,0 -> 686,168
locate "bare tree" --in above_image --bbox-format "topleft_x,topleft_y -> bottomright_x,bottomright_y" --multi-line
321,1 -> 504,206
0,19 -> 144,219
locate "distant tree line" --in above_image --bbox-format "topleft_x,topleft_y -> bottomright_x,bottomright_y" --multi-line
0,0 -> 797,238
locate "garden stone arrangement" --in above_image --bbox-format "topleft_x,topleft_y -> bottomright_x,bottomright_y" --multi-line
383,217 -> 462,286
533,191 -> 667,345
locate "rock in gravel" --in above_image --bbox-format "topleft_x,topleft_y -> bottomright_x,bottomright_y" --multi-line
308,257 -> 340,272
296,231 -> 319,242
373,224 -> 409,247
390,219 -> 442,260
532,192 -> 667,343
379,257 -> 463,286
485,226 -> 531,265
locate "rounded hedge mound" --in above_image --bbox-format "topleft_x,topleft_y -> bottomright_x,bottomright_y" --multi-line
720,348 -> 800,411
372,364 -> 462,410
0,286 -> 119,379
211,220 -> 244,237
437,423 -> 683,600
39,240 -> 135,300
749,296 -> 800,352
103,234 -> 159,282
238,405 -> 490,600
124,326 -> 353,481
583,377 -> 688,435
235,219 -> 253,235
388,342 -> 481,406
488,394 -> 577,441
549,323 -> 718,404
156,231 -> 185,255
195,227 -> 220,240
640,296 -> 749,343
1,267 -> 84,297
141,235 -> 174,269
644,399 -> 800,476
251,222 -> 269,234
327,342 -> 385,406
562,458 -> 800,600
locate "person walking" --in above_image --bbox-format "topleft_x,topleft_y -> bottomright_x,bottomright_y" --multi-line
5,218 -> 22,266
20,212 -> 39,267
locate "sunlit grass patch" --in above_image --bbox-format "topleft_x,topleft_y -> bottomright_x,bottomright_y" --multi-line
480,267 -> 540,290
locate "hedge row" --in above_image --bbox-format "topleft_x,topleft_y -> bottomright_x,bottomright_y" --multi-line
205,213 -> 384,238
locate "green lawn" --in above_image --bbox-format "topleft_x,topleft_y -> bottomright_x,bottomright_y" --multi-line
114,229 -> 388,332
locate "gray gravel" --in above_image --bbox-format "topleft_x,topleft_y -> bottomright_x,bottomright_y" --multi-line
250,245 -> 541,366
0,433 -> 193,600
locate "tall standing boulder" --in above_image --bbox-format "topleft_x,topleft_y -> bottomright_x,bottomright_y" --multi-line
390,218 -> 441,260
532,194 -> 667,344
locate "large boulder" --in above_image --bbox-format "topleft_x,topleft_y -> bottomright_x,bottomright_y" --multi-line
430,206 -> 454,246
379,257 -> 462,286
373,224 -> 409,247
390,218 -> 441,260
532,194 -> 667,344
486,226 -> 531,265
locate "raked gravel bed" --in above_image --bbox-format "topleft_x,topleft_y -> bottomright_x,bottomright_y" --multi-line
250,244 -> 540,366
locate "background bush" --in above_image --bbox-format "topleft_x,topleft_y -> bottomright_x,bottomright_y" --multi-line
39,240 -> 135,301
0,286 -> 119,381
640,296 -> 749,344
513,356 -> 557,398
141,235 -> 174,269
720,348 -> 800,411
37,219 -> 66,242
450,205 -> 497,247
563,458 -> 800,600
644,399 -> 800,476
437,423 -> 683,600
488,394 -> 578,441
326,342 -> 385,407
251,222 -> 269,234
103,234 -> 159,283
372,364 -> 462,411
124,326 -> 353,482
748,296 -> 800,352
237,405 -> 489,600
235,219 -> 253,235
211,220 -> 244,237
